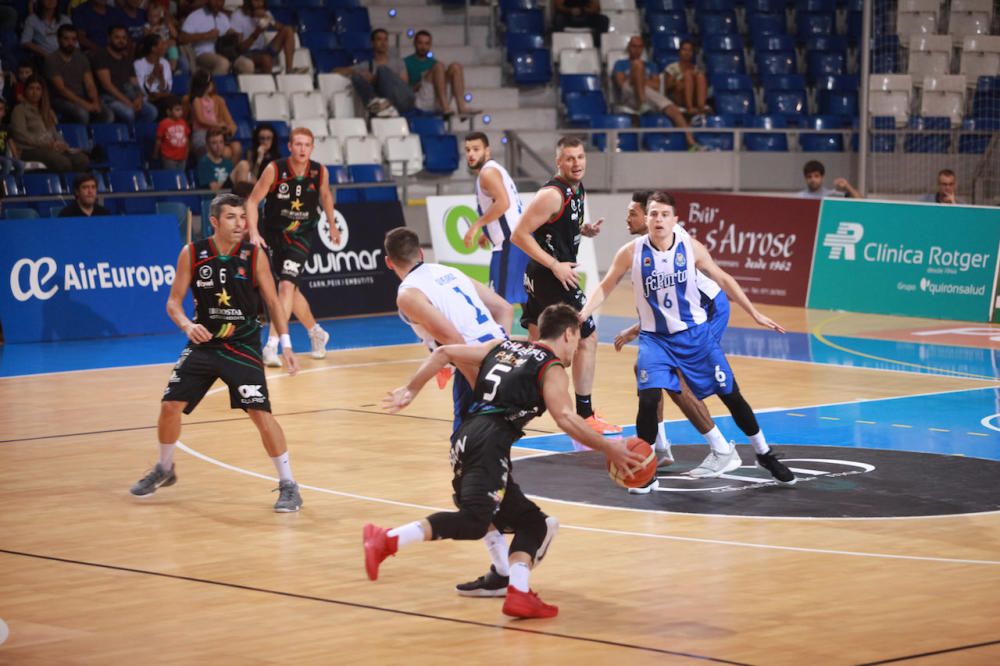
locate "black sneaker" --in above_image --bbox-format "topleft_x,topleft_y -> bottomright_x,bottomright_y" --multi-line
756,451 -> 796,485
455,565 -> 509,597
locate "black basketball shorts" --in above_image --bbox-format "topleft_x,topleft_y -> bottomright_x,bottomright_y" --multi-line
520,262 -> 596,338
162,342 -> 272,413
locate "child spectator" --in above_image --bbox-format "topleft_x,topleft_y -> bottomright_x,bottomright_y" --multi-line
154,95 -> 190,169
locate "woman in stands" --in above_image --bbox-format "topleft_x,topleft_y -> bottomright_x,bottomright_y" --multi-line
9,75 -> 89,172
229,122 -> 280,186
135,34 -> 174,117
663,39 -> 711,121
183,68 -> 242,162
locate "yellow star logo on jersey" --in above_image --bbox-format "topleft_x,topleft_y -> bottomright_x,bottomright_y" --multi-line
216,288 -> 232,306
290,198 -> 303,211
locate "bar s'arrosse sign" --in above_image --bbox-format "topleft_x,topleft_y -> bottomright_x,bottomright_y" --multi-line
671,192 -> 820,307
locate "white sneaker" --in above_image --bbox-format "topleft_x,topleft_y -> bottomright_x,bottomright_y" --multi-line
534,516 -> 559,566
654,442 -> 674,466
689,447 -> 742,478
627,478 -> 659,494
309,327 -> 330,359
262,343 -> 281,367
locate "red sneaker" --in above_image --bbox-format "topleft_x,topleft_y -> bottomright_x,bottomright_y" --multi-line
502,587 -> 559,619
583,413 -> 622,434
435,366 -> 453,389
363,523 -> 398,581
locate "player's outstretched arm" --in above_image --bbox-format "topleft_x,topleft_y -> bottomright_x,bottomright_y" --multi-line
691,239 -> 785,334
511,187 -> 579,290
245,162 -> 276,248
579,241 -> 633,322
541,363 -> 645,472
255,249 -> 299,374
383,340 -> 501,413
463,166 -> 509,248
168,245 -> 212,344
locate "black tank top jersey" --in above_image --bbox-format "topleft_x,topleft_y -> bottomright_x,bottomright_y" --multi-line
263,158 -> 324,232
189,238 -> 261,345
532,176 -> 586,263
470,339 -> 564,430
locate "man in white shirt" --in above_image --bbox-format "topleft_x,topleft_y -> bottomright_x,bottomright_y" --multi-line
179,0 -> 253,75
797,160 -> 861,199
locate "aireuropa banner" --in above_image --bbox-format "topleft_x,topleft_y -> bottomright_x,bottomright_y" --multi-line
671,192 -> 820,307
298,201 -> 401,318
0,215 -> 183,342
808,199 -> 1000,322
426,193 -> 600,296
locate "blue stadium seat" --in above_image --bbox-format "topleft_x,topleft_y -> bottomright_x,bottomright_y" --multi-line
645,0 -> 688,11
796,12 -> 834,42
799,115 -> 847,151
300,31 -> 341,51
591,114 -> 638,152
640,114 -> 687,151
270,121 -> 291,143
333,7 -> 370,34
150,169 -> 199,210
698,11 -> 737,35
694,114 -> 735,150
795,0 -> 834,11
22,173 -> 65,197
511,49 -> 551,85
560,74 -> 601,95
747,13 -> 786,40
696,0 -> 735,11
312,49 -> 353,71
711,73 -> 753,92
289,0 -> 325,8
703,34 -> 743,52
704,50 -> 746,75
563,91 -> 607,126
870,116 -> 897,153
234,120 -> 253,143
348,164 -> 397,202
753,34 -> 795,53
647,12 -> 688,34
807,51 -> 845,82
92,123 -> 131,145
499,0 -> 539,21
134,121 -> 159,157
871,48 -> 898,74
506,32 -> 544,61
651,33 -> 688,52
2,175 -> 23,197
107,143 -> 144,170
420,135 -> 460,173
221,93 -> 252,123
744,115 -> 789,150
335,186 -> 362,204
763,73 -> 805,91
4,206 -> 40,220
57,123 -> 92,151
505,9 -> 545,34
756,51 -> 797,76
816,75 -> 859,118
109,169 -> 156,214
172,71 -> 190,95
327,164 -> 349,184
297,8 -> 333,31
714,91 -> 755,120
958,117 -> 1000,154
806,34 -> 847,53
972,76 -> 1000,119
745,0 -> 787,13
904,116 -> 951,153
213,74 -> 239,94
269,7 -> 298,26
764,90 -> 807,119
408,116 -> 446,136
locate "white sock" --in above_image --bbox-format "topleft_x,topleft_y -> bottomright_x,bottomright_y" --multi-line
271,452 -> 293,482
388,521 -> 425,548
483,529 -> 510,576
654,422 -> 671,451
159,442 -> 177,469
310,324 -> 323,334
509,561 -> 530,593
704,426 -> 732,454
749,431 -> 770,455
266,335 -> 279,349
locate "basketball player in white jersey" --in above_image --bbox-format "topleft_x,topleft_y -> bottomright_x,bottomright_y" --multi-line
384,227 -> 519,595
461,132 -> 532,306
581,191 -> 796,489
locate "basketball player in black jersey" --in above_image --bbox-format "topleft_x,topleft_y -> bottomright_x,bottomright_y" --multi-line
246,127 -> 340,366
364,304 -> 644,619
129,193 -> 304,512
512,136 -> 620,436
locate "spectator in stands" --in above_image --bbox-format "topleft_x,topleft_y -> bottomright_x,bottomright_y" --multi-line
184,67 -> 241,161
154,96 -> 191,169
922,168 -> 964,204
94,26 -> 158,126
72,0 -> 114,54
116,0 -> 148,46
135,34 -> 173,115
196,128 -> 234,191
229,0 -> 300,74
404,30 -> 479,117
229,122 -> 279,186
663,39 -> 710,120
551,0 -> 609,49
9,62 -> 36,106
0,99 -> 25,177
613,36 -> 700,151
180,0 -> 255,75
9,75 -> 90,172
20,0 -> 72,62
58,173 -> 111,217
143,2 -> 183,74
339,28 -> 414,117
798,160 -> 860,199
46,24 -> 113,124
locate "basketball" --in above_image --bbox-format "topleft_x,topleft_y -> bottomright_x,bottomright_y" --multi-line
607,437 -> 657,489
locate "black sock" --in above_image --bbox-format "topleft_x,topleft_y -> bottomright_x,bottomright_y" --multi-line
576,394 -> 593,419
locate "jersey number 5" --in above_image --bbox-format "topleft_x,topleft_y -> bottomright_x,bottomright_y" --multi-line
481,364 -> 511,401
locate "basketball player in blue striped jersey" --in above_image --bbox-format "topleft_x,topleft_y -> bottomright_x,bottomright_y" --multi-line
581,190 -> 796,488
461,132 -> 531,306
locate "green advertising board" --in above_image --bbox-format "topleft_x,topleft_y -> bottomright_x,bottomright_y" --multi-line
808,199 -> 1000,322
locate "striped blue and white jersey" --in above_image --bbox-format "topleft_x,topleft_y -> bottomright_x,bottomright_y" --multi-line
631,226 -> 708,334
475,160 -> 523,252
696,269 -> 721,300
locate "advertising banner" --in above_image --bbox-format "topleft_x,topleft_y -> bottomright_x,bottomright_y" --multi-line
671,192 -> 821,307
0,215 -> 184,343
808,199 -> 1000,322
425,193 -> 600,296
298,201 -> 402,318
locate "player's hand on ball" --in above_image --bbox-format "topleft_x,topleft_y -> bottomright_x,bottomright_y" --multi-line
184,322 -> 212,344
605,438 -> 645,476
383,386 -> 415,413
282,348 -> 298,375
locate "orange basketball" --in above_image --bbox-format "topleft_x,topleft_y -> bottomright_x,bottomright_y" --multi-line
607,437 -> 657,489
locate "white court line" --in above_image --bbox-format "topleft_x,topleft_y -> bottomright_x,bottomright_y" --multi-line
175,442 -> 1000,567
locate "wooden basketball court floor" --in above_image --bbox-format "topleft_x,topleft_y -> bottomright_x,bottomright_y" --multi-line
2,284 -> 999,665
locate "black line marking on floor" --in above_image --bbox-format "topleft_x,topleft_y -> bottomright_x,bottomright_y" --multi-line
854,639 -> 1000,665
0,548 -> 751,665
